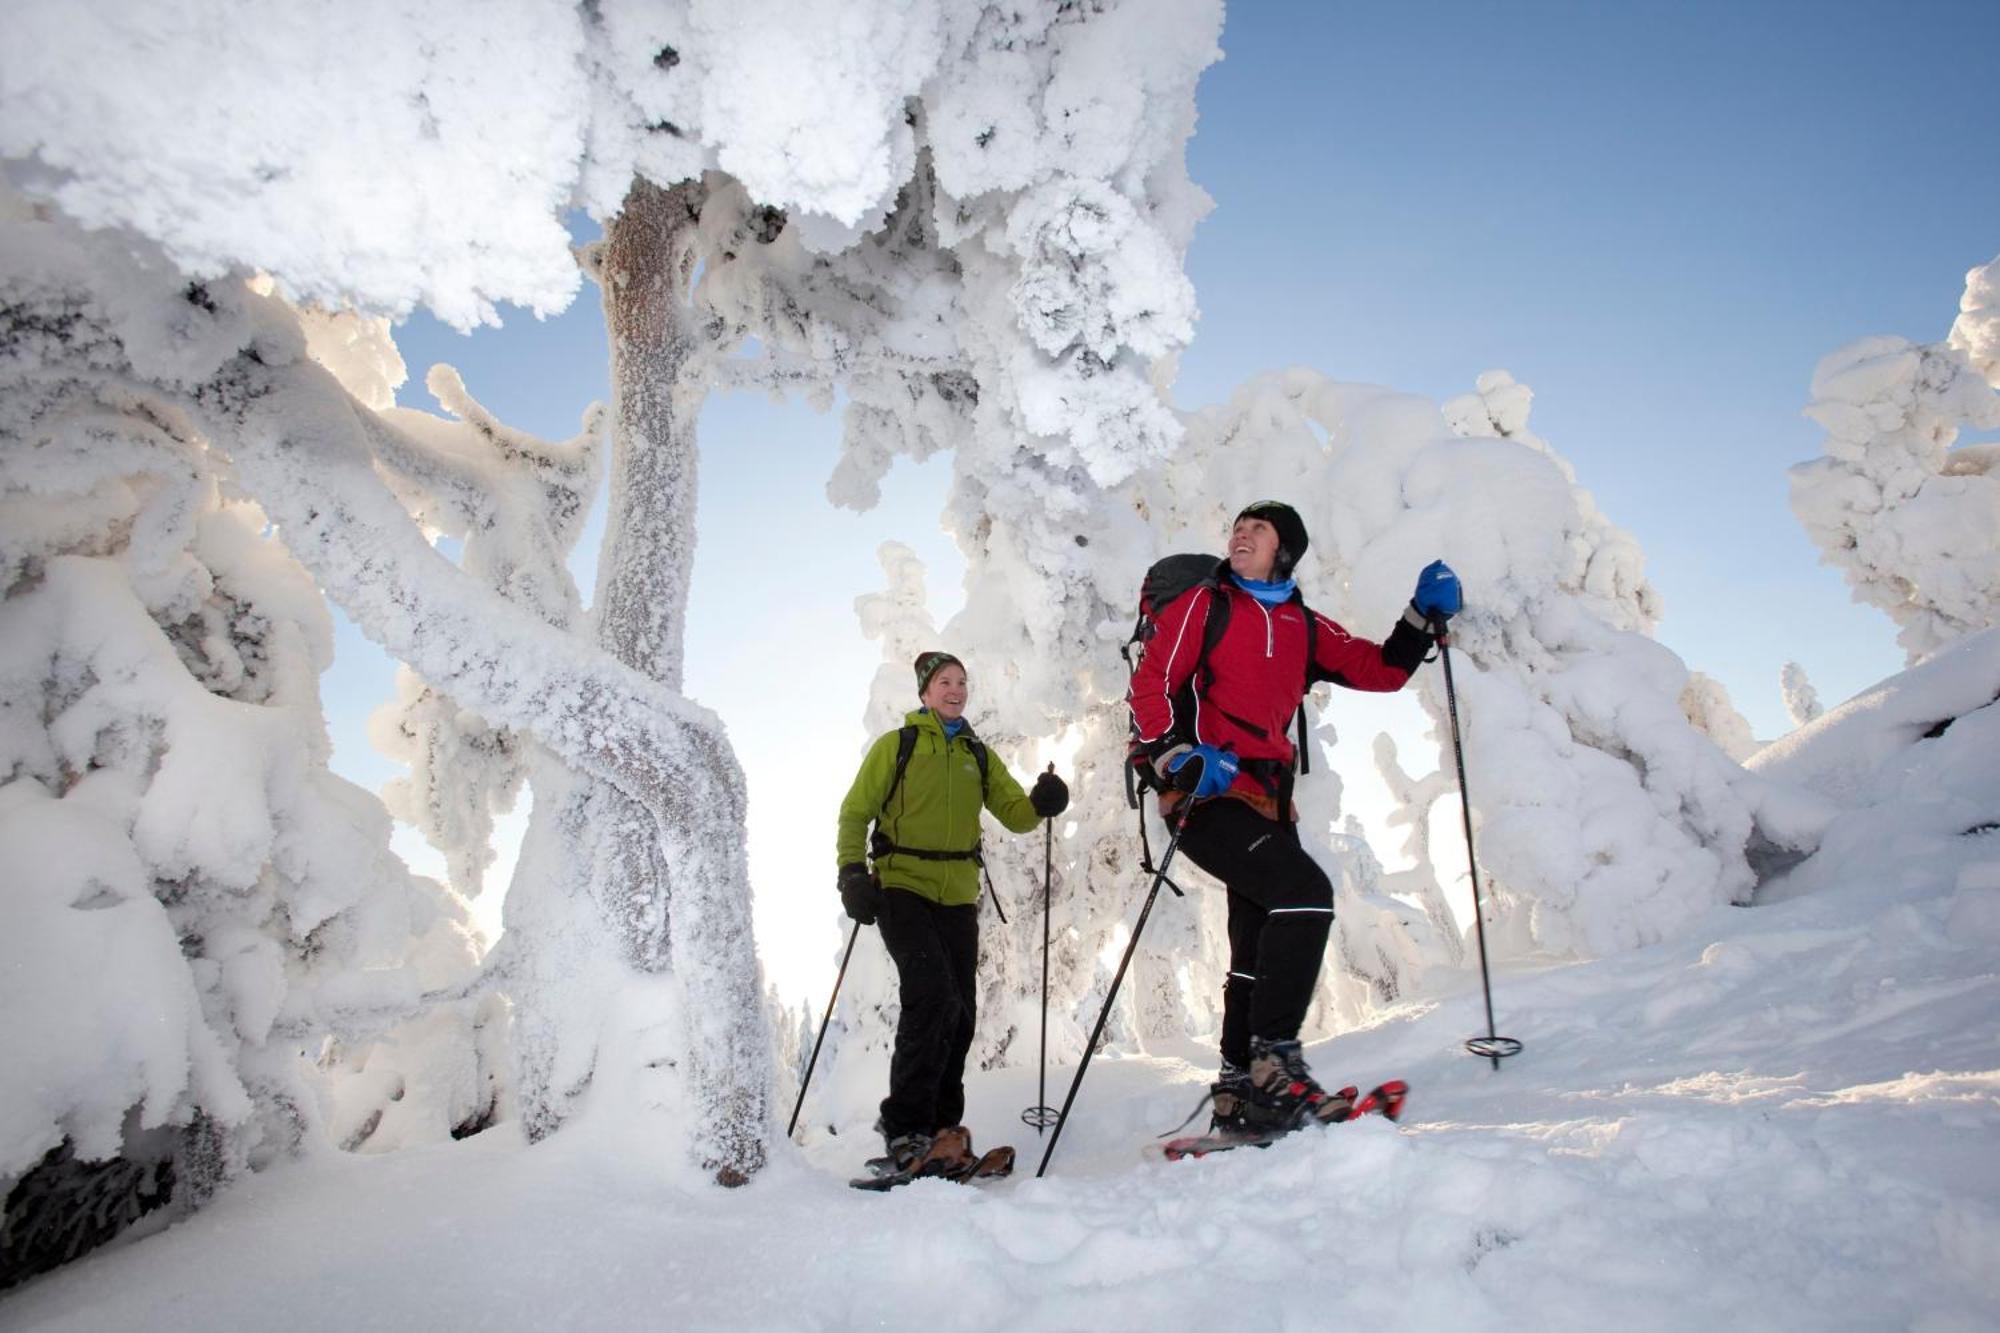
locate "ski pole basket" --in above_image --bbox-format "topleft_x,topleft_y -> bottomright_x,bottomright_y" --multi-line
1464,1036 -> 1522,1060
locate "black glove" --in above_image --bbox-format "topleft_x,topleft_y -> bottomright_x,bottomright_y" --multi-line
1030,770 -> 1069,817
838,863 -> 881,925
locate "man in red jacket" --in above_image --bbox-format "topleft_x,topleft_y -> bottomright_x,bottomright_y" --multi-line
1127,500 -> 1460,1135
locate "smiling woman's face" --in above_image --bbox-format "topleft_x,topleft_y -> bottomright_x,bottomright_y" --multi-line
1228,515 -> 1280,581
922,663 -> 968,720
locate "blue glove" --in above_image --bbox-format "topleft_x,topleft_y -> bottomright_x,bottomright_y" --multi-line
1164,743 -> 1239,798
1412,559 -> 1462,621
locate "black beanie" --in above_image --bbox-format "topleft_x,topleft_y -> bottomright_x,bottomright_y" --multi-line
1235,500 -> 1309,579
913,651 -> 965,697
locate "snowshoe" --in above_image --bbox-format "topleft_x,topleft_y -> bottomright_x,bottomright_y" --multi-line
851,1126 -> 1013,1192
1243,1037 -> 1354,1130
1154,1079 -> 1408,1162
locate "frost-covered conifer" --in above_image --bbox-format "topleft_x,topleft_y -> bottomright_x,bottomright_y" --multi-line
0,194 -> 493,1281
1791,255 -> 2000,662
1781,661 -> 1824,729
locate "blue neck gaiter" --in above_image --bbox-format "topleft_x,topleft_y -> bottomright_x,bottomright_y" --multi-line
923,708 -> 967,739
1230,573 -> 1298,606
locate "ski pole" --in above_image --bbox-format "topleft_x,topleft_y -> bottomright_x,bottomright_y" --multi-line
1434,623 -> 1520,1071
1035,809 -> 1190,1178
1022,765 -> 1059,1134
787,919 -> 863,1138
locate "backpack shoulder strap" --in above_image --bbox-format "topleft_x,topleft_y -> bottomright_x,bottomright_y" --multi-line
967,738 -> 990,801
881,725 -> 920,815
1191,580 -> 1232,682
1295,593 -> 1317,775
1197,581 -> 1231,654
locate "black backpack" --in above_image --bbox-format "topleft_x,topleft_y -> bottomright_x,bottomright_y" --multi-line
1121,554 -> 1318,807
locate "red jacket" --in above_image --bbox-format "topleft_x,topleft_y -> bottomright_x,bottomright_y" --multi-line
1127,579 -> 1428,796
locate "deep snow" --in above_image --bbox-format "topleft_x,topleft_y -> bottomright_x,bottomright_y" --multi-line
6,710 -> 1995,1330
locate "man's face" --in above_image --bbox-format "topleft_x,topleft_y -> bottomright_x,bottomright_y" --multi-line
1228,516 -> 1281,581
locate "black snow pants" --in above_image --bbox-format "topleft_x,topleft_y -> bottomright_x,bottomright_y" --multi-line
876,886 -> 980,1139
1175,798 -> 1334,1070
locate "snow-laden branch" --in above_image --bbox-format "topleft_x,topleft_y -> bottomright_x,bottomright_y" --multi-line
1373,733 -> 1468,969
360,364 -> 602,900
223,328 -> 765,1179
211,352 -> 739,825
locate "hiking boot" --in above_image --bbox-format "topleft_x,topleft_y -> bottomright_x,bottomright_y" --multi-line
1208,1062 -> 1255,1135
1245,1038 -> 1356,1130
883,1130 -> 933,1174
913,1125 -> 977,1178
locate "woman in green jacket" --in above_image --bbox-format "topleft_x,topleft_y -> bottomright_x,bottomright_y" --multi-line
836,651 -> 1068,1172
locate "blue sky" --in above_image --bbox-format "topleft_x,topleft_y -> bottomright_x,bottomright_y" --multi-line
322,0 -> 2000,986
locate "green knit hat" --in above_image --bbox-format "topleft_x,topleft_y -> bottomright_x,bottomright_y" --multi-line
914,651 -> 965,698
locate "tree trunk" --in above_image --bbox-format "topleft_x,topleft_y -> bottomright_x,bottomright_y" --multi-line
596,176 -> 704,692
507,176 -> 770,1180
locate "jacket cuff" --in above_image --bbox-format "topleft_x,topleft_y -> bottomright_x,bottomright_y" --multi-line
1383,610 -> 1435,674
1401,603 -> 1443,632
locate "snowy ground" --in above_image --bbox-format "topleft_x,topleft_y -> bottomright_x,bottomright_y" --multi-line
5,827 -> 1995,1332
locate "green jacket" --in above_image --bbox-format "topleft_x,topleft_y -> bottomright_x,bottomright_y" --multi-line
836,710 -> 1042,907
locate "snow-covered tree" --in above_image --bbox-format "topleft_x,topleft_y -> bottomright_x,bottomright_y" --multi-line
1791,254 -> 2000,662
3,0 -> 1229,1185
800,0 -> 1224,1087
1781,661 -> 1824,729
942,361 -> 1814,1029
1681,672 -> 1761,763
1347,368 -> 1797,956
0,191 -> 497,1281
